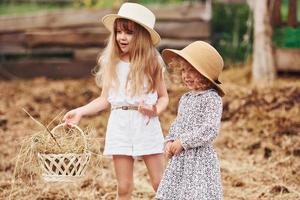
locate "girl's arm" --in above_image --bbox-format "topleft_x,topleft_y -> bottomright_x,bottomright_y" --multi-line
179,92 -> 222,150
63,88 -> 110,125
138,70 -> 169,116
77,88 -> 110,116
155,70 -> 169,115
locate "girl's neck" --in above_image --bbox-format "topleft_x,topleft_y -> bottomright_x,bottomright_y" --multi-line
120,53 -> 130,63
192,86 -> 212,93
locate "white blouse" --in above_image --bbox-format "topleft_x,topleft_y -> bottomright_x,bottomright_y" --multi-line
107,60 -> 158,107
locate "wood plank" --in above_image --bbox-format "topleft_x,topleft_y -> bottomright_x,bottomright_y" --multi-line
0,46 -> 103,63
0,3 -> 211,33
275,48 -> 300,72
288,0 -> 298,27
271,0 -> 282,27
156,21 -> 210,39
28,26 -> 103,32
0,39 -> 210,58
158,38 -> 210,51
152,2 -> 211,22
0,9 -> 112,33
74,48 -> 102,61
24,28 -> 109,47
0,46 -> 75,55
0,59 -> 96,78
0,45 -> 27,54
0,32 -> 25,45
22,21 -> 209,48
215,0 -> 246,3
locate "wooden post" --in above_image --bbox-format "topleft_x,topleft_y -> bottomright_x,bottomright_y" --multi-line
252,0 -> 276,81
288,0 -> 298,27
271,0 -> 282,27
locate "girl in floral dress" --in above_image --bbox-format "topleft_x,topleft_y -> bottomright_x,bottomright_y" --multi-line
156,41 -> 224,200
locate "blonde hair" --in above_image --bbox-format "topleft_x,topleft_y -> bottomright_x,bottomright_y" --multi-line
95,18 -> 164,96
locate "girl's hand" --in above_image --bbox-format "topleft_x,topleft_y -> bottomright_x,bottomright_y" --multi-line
63,108 -> 83,126
170,139 -> 184,155
138,102 -> 157,117
165,141 -> 174,159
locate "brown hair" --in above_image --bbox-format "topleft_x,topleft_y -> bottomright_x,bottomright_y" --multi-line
170,56 -> 214,91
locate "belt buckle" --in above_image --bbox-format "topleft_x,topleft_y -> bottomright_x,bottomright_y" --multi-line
121,106 -> 129,110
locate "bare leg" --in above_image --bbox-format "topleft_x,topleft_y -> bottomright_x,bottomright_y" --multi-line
113,155 -> 134,200
142,153 -> 164,191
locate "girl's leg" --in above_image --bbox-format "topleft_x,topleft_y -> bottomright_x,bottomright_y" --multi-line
113,155 -> 134,200
142,153 -> 164,191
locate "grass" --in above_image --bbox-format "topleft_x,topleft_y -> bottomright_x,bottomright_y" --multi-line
0,2 -> 71,16
0,0 -> 186,16
137,0 -> 183,5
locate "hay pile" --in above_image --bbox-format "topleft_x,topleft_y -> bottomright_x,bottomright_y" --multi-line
218,80 -> 300,199
20,108 -> 93,154
0,66 -> 299,199
5,108 -> 102,199
31,124 -> 87,154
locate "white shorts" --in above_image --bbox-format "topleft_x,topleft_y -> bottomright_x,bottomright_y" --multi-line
103,109 -> 164,157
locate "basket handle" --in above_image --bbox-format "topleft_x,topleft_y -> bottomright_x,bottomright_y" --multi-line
51,123 -> 88,152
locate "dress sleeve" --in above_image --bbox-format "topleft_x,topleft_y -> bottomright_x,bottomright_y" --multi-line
164,133 -> 175,143
179,92 -> 222,150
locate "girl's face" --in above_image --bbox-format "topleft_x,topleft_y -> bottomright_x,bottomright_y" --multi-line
180,60 -> 212,91
115,19 -> 135,55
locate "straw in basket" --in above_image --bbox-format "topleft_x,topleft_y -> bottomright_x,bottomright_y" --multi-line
37,123 -> 91,182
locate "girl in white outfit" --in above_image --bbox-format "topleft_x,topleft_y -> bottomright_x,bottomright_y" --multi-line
63,3 -> 168,200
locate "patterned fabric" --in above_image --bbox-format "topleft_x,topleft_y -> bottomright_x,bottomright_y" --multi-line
156,89 -> 223,200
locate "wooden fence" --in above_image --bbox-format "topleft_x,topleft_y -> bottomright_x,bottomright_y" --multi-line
0,2 -> 212,78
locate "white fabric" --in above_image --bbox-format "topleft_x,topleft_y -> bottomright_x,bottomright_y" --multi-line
107,60 -> 158,106
104,110 -> 164,157
104,61 -> 164,157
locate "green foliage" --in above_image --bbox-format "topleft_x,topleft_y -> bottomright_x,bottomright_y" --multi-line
137,0 -> 184,5
212,2 -> 252,63
273,27 -> 300,48
73,0 -> 184,8
73,0 -> 116,8
0,0 -> 186,13
281,0 -> 300,22
0,2 -> 70,16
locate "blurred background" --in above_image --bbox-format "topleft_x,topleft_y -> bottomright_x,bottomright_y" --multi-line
0,0 -> 299,78
0,0 -> 300,200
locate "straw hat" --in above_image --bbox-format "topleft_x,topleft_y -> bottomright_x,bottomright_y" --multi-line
162,41 -> 225,96
101,3 -> 160,46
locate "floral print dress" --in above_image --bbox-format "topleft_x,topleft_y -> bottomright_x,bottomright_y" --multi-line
156,89 -> 223,200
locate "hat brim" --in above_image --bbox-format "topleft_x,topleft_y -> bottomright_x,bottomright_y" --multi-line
101,14 -> 161,46
162,49 -> 225,97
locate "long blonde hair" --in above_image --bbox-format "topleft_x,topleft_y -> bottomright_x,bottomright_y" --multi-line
95,18 -> 163,96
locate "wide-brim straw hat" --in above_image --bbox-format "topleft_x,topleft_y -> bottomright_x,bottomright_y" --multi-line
101,3 -> 161,46
162,41 -> 225,96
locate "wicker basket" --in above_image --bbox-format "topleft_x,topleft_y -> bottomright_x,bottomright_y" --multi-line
37,124 -> 91,182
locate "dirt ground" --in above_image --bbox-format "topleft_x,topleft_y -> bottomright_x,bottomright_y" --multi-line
0,66 -> 299,200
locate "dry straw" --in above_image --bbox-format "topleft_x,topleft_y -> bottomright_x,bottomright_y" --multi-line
36,123 -> 91,182
10,109 -> 101,187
